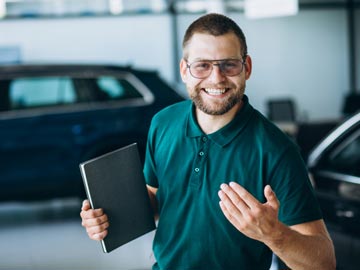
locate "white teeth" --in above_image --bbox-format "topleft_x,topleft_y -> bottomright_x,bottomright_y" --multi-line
204,88 -> 226,95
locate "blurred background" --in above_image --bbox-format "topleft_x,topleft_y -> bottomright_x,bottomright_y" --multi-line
0,0 -> 359,269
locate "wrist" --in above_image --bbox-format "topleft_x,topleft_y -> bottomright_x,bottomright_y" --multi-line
264,221 -> 290,252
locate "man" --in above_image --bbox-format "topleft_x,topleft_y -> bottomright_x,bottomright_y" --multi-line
81,13 -> 336,269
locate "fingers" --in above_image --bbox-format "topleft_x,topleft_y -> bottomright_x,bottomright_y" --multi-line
219,199 -> 239,226
81,199 -> 91,211
219,184 -> 249,213
218,183 -> 281,241
90,230 -> 108,241
80,200 -> 109,241
80,206 -> 105,220
219,183 -> 279,210
218,190 -> 243,219
85,219 -> 110,240
264,185 -> 280,209
218,184 -> 248,231
227,182 -> 260,209
81,212 -> 108,227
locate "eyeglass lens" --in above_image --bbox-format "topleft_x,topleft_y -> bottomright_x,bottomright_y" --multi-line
188,59 -> 244,78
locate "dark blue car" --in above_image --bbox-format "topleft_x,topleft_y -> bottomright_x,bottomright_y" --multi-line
307,111 -> 360,270
0,64 -> 185,201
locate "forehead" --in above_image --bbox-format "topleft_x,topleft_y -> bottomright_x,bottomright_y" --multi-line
184,33 -> 242,60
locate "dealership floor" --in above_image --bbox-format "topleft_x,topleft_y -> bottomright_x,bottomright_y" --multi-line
0,198 -> 155,270
0,199 -> 278,270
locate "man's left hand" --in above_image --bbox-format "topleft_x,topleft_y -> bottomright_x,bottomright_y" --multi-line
218,182 -> 281,242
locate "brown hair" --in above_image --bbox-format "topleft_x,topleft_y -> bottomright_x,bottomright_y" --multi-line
182,13 -> 248,59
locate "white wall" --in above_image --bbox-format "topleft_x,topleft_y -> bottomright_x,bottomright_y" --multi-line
0,14 -> 174,83
0,9 -> 359,121
242,9 -> 350,121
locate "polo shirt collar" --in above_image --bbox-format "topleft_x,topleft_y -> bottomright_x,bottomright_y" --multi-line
185,95 -> 254,147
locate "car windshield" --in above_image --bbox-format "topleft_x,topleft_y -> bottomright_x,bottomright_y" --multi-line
328,129 -> 360,177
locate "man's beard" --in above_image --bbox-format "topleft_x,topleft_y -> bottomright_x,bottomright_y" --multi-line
189,86 -> 245,115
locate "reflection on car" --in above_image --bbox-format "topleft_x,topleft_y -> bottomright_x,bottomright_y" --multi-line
0,64 -> 185,201
307,111 -> 360,270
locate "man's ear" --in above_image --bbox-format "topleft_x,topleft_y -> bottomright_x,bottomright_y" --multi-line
244,55 -> 252,80
179,58 -> 188,83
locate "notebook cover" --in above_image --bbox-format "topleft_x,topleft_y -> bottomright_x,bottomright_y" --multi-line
79,143 -> 156,253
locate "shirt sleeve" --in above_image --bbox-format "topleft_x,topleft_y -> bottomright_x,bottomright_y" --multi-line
143,118 -> 159,188
268,145 -> 323,226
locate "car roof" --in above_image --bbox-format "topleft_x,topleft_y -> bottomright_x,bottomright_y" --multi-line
0,63 -> 157,78
307,111 -> 360,167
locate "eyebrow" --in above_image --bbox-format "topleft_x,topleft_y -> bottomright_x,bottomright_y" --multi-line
189,58 -> 241,62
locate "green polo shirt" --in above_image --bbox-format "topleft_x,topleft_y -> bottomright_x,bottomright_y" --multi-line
144,95 -> 322,270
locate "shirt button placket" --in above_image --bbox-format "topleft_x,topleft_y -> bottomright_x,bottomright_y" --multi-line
190,136 -> 208,188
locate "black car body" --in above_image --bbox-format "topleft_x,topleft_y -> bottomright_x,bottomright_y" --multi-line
0,64 -> 184,201
307,111 -> 360,270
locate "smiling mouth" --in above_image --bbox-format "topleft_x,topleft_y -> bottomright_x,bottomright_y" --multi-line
203,88 -> 228,96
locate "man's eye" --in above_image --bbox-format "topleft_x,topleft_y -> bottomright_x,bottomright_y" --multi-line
194,62 -> 211,70
223,61 -> 238,68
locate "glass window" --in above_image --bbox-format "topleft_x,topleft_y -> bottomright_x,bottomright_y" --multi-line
97,76 -> 124,98
2,75 -> 146,112
9,77 -> 75,109
3,0 -> 168,19
328,130 -> 360,177
96,76 -> 143,100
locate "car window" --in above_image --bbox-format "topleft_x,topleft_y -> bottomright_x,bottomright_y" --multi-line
72,77 -> 143,102
98,77 -> 122,98
9,77 -> 75,109
1,75 -> 146,112
327,129 -> 360,177
97,76 -> 142,99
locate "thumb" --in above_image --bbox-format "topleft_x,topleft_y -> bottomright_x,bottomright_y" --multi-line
264,185 -> 279,209
81,199 -> 91,211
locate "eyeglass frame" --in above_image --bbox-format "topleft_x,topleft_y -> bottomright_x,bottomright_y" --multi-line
185,57 -> 247,79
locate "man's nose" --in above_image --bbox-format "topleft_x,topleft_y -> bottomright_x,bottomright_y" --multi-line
208,64 -> 226,82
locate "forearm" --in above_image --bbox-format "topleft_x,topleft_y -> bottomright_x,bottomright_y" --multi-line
266,223 -> 336,270
147,185 -> 159,220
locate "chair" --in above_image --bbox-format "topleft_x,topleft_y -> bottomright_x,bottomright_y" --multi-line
267,98 -> 297,137
267,98 -> 296,123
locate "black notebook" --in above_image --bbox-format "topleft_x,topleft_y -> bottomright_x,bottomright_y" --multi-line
79,143 -> 156,253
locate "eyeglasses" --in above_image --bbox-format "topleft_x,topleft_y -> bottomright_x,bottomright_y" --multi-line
186,58 -> 246,79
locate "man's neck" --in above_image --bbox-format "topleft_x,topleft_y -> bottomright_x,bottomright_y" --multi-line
195,101 -> 243,135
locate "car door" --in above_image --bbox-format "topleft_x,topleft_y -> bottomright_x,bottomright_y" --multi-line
309,121 -> 360,270
0,76 -> 82,200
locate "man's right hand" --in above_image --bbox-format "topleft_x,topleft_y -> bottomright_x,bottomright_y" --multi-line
80,199 -> 109,241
